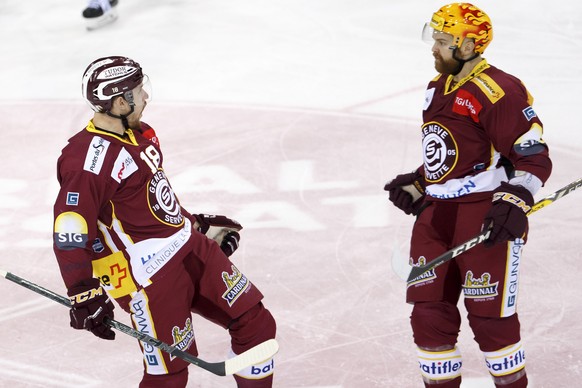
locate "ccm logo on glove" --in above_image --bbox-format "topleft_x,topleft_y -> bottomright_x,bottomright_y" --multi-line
491,192 -> 532,213
69,287 -> 105,305
67,278 -> 115,340
483,182 -> 534,247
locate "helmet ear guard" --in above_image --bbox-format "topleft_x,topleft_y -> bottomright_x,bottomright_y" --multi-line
107,74 -> 151,111
105,94 -> 135,130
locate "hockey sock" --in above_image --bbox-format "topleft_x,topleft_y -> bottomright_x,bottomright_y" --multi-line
424,376 -> 462,388
483,342 -> 526,379
417,346 -> 463,383
494,373 -> 528,388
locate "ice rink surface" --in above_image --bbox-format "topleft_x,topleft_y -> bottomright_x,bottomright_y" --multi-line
0,1 -> 581,387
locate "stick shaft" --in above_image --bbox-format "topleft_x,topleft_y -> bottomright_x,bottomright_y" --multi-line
406,177 -> 582,282
1,271 -> 225,374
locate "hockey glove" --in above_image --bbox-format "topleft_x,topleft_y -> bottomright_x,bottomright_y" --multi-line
483,182 -> 534,247
193,214 -> 243,257
384,170 -> 426,216
68,278 -> 115,340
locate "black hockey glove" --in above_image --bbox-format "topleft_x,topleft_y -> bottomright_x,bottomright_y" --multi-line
384,169 -> 426,216
68,278 -> 115,340
193,214 -> 243,257
483,182 -> 534,247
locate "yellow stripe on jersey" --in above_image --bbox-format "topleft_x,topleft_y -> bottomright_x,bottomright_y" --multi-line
523,83 -> 534,105
86,120 -> 139,146
442,60 -> 490,95
471,73 -> 505,104
130,290 -> 169,374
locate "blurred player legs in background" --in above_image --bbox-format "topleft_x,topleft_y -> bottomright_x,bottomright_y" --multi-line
82,0 -> 119,30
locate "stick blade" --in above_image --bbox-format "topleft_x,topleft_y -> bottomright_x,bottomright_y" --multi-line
406,266 -> 426,283
391,242 -> 411,281
224,339 -> 279,375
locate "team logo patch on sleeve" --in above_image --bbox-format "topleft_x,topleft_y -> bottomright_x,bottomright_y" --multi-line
83,136 -> 110,175
66,192 -> 79,206
54,211 -> 89,250
522,106 -> 537,121
221,265 -> 250,306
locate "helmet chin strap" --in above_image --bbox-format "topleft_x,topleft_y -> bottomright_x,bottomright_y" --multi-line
106,106 -> 134,130
449,47 -> 479,76
106,91 -> 135,130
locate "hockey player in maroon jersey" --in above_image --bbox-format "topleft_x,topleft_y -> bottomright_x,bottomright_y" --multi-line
384,3 -> 551,388
53,56 -> 276,387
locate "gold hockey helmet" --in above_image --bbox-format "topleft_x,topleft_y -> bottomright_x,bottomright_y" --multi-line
424,3 -> 493,53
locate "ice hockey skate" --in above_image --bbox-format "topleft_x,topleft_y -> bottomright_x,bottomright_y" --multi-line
82,0 -> 119,31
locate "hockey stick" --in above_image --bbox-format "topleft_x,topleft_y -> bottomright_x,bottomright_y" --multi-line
406,177 -> 582,283
0,270 -> 278,376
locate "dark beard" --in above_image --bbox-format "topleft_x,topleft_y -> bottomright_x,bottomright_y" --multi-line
434,54 -> 461,75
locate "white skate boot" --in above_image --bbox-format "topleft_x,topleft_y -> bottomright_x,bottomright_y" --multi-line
83,0 -> 119,31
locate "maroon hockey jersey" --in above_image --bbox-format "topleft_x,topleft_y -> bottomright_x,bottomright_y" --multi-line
421,59 -> 552,201
53,121 -> 192,296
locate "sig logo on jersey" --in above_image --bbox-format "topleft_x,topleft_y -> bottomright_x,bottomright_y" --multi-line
221,265 -> 250,307
422,122 -> 458,183
54,211 -> 89,250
